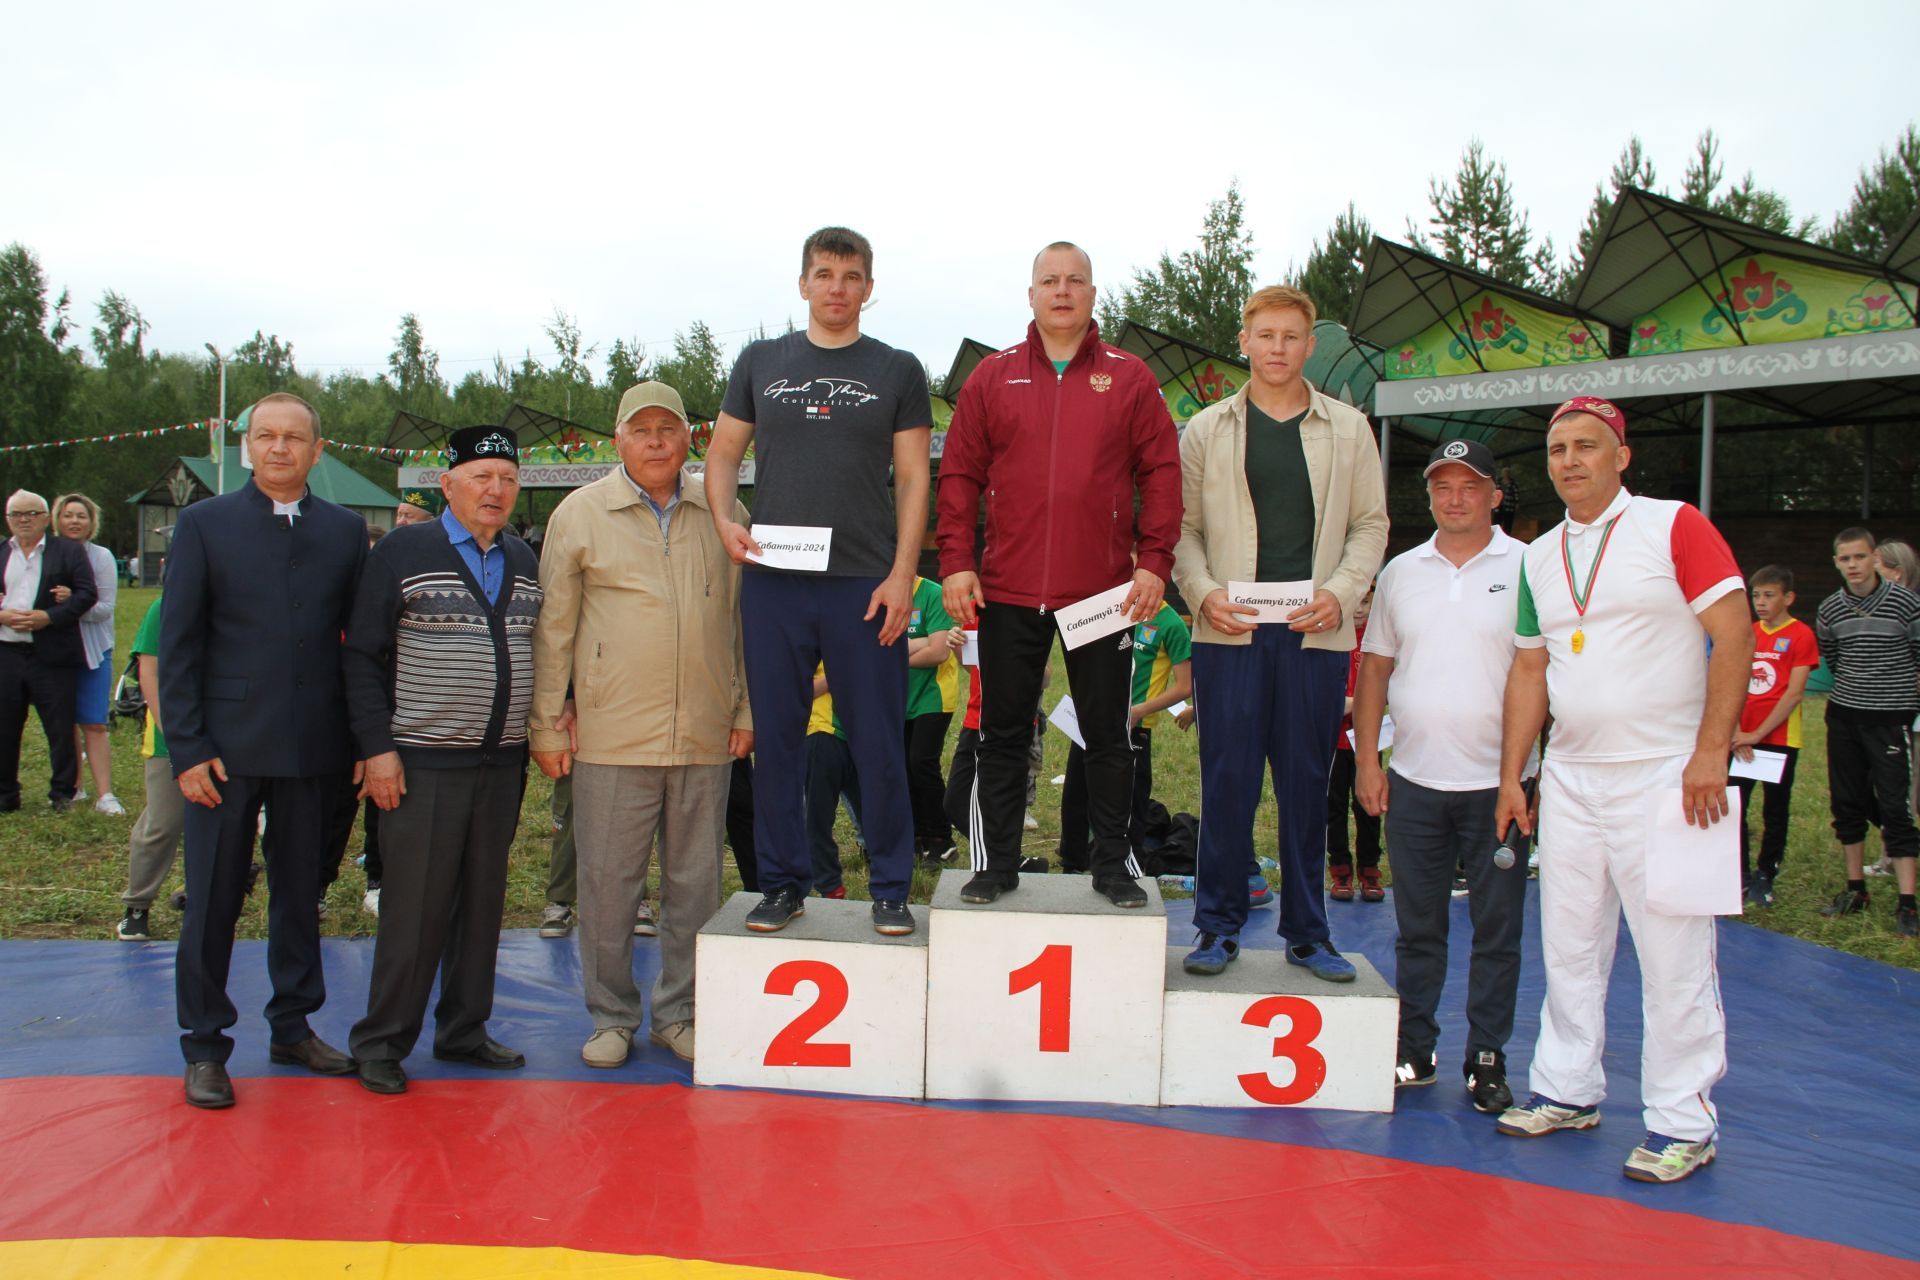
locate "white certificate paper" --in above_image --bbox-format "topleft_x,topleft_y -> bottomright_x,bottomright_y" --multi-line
1347,715 -> 1395,751
1048,695 -> 1087,749
1728,750 -> 1788,784
1227,579 -> 1315,623
1644,787 -> 1742,916
745,525 -> 832,572
1053,582 -> 1135,650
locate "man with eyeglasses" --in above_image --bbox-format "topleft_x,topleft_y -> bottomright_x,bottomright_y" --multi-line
0,490 -> 99,812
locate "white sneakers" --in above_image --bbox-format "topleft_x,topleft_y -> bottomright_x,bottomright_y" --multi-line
94,794 -> 126,816
1623,1133 -> 1717,1183
581,1027 -> 634,1068
362,888 -> 381,916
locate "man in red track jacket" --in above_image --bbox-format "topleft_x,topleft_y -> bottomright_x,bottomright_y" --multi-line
936,241 -> 1181,907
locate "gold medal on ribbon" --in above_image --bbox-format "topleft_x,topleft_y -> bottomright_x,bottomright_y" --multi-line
1561,515 -> 1622,661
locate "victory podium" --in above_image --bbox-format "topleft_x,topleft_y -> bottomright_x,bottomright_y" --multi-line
696,868 -> 1399,1112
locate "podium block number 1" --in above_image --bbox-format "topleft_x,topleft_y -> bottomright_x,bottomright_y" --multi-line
1009,944 -> 1072,1053
764,960 -> 852,1068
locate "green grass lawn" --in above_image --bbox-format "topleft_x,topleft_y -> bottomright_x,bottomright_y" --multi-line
2,586 -> 1914,972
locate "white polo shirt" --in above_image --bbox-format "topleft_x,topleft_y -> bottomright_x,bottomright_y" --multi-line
1362,525 -> 1525,790
1516,488 -> 1743,763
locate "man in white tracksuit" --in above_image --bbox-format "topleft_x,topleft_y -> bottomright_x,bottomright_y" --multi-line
1493,395 -> 1751,1184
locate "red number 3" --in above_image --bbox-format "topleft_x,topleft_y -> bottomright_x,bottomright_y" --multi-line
1236,995 -> 1327,1105
763,960 -> 852,1068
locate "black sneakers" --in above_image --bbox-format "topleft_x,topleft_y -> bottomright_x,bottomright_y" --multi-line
871,900 -> 915,936
1394,1050 -> 1436,1088
116,907 -> 150,941
1821,886 -> 1870,917
1898,903 -> 1918,938
961,873 -> 1015,904
1095,877 -> 1148,909
745,888 -> 806,933
1466,1050 -> 1513,1114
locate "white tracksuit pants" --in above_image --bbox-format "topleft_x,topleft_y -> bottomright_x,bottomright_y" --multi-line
1527,753 -> 1726,1142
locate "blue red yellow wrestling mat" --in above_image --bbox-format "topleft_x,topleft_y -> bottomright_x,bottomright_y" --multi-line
4,889 -> 1917,1277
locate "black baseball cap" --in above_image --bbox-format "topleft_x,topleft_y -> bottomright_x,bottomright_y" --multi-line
1423,438 -> 1496,480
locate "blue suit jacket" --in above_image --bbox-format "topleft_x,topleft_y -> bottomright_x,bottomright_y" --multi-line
158,480 -> 367,778
0,535 -> 98,668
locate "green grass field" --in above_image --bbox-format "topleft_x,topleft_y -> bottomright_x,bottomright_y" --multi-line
2,585 -> 1914,971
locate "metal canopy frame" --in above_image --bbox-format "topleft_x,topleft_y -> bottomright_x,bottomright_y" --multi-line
381,411 -> 451,451
1346,237 -> 1599,371
944,339 -> 1002,397
1567,186 -> 1917,332
1111,320 -> 1251,419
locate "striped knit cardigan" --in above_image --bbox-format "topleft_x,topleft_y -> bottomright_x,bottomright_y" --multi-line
343,519 -> 544,767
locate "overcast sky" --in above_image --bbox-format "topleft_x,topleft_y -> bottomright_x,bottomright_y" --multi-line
6,0 -> 1915,401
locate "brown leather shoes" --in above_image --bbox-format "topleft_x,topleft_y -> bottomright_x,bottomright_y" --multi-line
184,1061 -> 235,1109
269,1035 -> 355,1075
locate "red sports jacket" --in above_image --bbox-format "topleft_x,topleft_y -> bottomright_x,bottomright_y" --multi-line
936,321 -> 1181,611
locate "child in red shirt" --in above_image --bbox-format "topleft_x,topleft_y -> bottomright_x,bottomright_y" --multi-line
1733,565 -> 1820,907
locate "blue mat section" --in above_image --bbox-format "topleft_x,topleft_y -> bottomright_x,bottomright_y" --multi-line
4,883 -> 1917,1262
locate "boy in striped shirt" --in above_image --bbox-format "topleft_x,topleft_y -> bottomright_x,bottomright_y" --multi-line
1817,528 -> 1920,936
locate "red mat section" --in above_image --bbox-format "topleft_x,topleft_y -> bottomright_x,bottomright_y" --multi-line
2,1076 -> 1909,1279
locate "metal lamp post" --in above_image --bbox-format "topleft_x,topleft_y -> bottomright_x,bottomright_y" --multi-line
204,343 -> 227,494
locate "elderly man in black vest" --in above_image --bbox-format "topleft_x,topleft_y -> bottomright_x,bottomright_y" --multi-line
0,488 -> 98,811
343,426 -> 543,1093
160,393 -> 368,1109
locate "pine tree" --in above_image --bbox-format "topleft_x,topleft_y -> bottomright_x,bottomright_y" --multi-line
1568,137 -> 1660,287
1408,140 -> 1548,289
1287,203 -> 1371,326
1097,181 -> 1255,354
1823,124 -> 1920,259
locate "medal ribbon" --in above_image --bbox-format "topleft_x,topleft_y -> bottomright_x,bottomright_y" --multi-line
1560,514 -> 1622,619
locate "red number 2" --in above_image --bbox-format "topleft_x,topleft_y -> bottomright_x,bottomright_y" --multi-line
1009,944 -> 1072,1053
763,960 -> 852,1068
1236,995 -> 1327,1105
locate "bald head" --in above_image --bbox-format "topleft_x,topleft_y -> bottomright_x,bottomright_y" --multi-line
1032,240 -> 1092,281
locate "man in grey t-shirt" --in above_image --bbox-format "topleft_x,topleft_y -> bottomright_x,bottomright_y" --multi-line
704,226 -> 933,937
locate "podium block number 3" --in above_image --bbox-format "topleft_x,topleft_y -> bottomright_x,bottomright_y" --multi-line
764,960 -> 852,1068
1009,944 -> 1072,1053
1236,995 -> 1327,1105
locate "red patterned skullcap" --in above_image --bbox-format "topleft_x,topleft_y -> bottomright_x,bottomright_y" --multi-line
1548,395 -> 1626,441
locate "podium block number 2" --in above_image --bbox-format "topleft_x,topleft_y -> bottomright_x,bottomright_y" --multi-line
1009,944 -> 1072,1053
764,960 -> 851,1068
1236,995 -> 1327,1105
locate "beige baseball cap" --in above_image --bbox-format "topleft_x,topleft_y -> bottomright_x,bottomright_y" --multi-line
615,380 -> 688,428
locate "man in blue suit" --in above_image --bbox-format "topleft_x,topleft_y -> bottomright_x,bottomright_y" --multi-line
0,488 -> 99,810
159,393 -> 368,1109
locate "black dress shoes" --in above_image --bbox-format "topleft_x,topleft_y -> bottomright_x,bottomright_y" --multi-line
433,1038 -> 526,1070
269,1035 -> 355,1075
357,1058 -> 408,1094
184,1061 -> 235,1109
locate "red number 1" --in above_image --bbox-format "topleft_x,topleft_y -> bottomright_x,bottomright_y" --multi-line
1009,944 -> 1072,1053
763,960 -> 852,1068
1236,995 -> 1327,1105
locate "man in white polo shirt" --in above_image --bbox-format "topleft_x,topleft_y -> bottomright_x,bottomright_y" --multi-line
1493,396 -> 1749,1185
1353,439 -> 1530,1115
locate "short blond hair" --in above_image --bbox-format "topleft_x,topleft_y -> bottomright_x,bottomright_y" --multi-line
1241,285 -> 1317,331
53,492 -> 100,538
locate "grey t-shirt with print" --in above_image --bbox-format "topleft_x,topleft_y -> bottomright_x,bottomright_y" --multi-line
720,331 -> 932,578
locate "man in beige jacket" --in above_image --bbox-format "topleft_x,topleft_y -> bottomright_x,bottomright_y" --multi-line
531,381 -> 753,1068
1171,285 -> 1388,983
